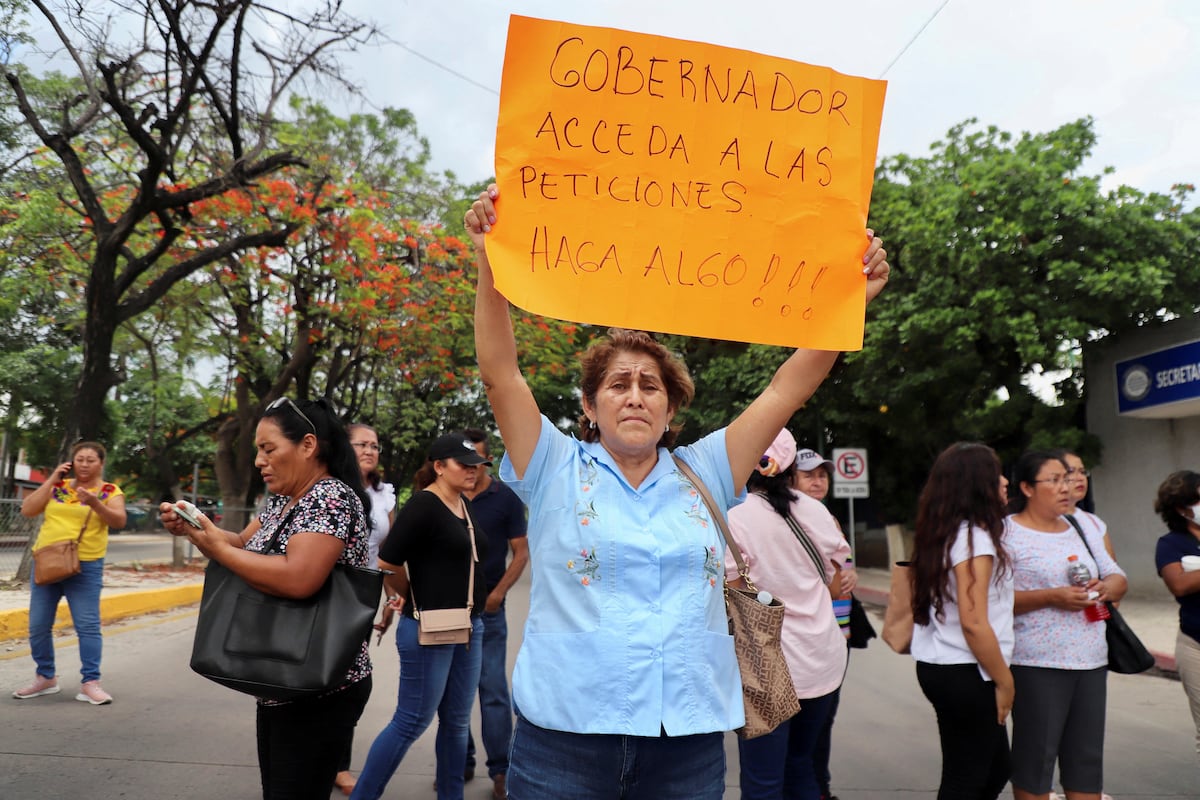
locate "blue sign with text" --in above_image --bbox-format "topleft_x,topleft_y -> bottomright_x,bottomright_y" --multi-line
1116,340 -> 1200,417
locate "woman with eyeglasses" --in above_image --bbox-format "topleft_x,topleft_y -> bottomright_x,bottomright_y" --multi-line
333,424 -> 397,795
1006,451 -> 1128,800
1054,448 -> 1115,560
159,397 -> 373,800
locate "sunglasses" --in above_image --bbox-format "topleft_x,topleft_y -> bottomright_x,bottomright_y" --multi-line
265,397 -> 316,433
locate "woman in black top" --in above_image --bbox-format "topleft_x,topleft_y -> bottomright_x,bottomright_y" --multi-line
352,433 -> 491,800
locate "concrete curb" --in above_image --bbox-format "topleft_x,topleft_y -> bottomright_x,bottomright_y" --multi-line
0,582 -> 203,642
853,585 -> 1178,675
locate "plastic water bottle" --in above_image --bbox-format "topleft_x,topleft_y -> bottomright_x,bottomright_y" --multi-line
832,558 -> 853,639
1066,555 -> 1110,622
756,590 -> 774,606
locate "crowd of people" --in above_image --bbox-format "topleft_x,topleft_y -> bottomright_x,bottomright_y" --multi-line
7,180 -> 1199,800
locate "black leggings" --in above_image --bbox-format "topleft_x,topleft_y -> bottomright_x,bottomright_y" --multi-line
916,662 -> 1011,800
256,676 -> 372,800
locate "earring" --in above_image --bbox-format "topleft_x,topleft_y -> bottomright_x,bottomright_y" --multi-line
588,420 -> 596,430
664,424 -> 670,433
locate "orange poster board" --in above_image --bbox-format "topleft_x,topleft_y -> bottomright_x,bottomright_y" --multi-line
489,15 -> 886,350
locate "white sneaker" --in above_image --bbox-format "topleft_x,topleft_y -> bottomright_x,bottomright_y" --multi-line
75,680 -> 113,705
13,675 -> 60,699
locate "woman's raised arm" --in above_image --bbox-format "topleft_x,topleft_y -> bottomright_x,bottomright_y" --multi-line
725,232 -> 889,488
468,185 -> 542,477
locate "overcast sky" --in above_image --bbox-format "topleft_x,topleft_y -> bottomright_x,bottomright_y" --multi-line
328,0 -> 1199,202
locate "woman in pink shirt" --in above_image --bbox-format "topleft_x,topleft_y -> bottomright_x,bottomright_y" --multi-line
727,429 -> 853,800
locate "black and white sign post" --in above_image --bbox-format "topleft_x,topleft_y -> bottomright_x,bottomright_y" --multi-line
832,448 -> 869,559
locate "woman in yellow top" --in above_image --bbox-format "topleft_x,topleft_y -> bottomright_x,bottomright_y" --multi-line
12,441 -> 126,705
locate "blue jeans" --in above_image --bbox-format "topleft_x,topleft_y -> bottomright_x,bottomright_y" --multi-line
738,691 -> 838,800
351,615 -> 484,800
507,714 -> 725,800
466,605 -> 513,778
28,558 -> 104,683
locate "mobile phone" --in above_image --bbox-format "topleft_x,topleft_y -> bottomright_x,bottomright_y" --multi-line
174,501 -> 203,529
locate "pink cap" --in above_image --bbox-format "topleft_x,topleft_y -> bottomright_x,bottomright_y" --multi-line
758,429 -> 797,477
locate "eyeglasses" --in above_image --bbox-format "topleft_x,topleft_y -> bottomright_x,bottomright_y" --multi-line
1066,468 -> 1091,478
265,397 -> 316,433
1032,476 -> 1068,487
352,441 -> 383,453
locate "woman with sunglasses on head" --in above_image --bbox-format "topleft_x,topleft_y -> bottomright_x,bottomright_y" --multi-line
159,397 -> 373,800
909,442 -> 1014,800
1053,448 -> 1115,560
352,433 -> 491,800
1007,451 -> 1128,800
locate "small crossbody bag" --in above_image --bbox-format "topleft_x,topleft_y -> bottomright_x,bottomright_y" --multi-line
408,498 -> 477,646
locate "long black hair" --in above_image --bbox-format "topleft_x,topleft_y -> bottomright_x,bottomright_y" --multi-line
911,442 -> 1010,625
746,462 -> 799,519
261,397 -> 371,520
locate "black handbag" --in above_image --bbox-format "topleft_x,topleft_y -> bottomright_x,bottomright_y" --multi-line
848,595 -> 877,649
1064,515 -> 1155,675
190,505 -> 384,701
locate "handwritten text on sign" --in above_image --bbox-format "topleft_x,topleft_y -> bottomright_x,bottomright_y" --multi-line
488,16 -> 886,349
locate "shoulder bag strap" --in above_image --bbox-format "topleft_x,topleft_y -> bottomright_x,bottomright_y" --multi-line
671,454 -> 760,594
783,512 -> 831,585
75,508 -> 94,543
1064,513 -> 1104,579
409,497 -> 478,615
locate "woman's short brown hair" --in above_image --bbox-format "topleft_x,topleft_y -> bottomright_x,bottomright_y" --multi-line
576,329 -> 695,448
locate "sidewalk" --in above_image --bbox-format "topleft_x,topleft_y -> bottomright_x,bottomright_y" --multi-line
852,566 -> 1183,674
0,561 -> 204,641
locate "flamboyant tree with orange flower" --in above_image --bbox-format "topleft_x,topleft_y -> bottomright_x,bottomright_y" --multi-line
1,0 -> 377,454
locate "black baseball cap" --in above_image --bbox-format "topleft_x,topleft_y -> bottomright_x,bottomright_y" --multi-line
428,433 -> 492,466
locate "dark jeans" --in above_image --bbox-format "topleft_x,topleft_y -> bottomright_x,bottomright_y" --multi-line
738,690 -> 838,800
507,714 -> 725,799
256,676 -> 372,800
466,604 -> 514,778
916,662 -> 1011,800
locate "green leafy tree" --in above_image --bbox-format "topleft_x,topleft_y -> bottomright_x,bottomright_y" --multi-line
839,118 -> 1198,521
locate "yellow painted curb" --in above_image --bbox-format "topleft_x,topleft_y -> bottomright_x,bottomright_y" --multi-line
0,582 -> 203,642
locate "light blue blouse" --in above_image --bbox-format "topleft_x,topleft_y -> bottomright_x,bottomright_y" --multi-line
500,415 -> 744,736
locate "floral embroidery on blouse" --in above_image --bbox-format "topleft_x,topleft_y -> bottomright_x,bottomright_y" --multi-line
51,482 -> 117,504
567,547 -> 601,586
675,470 -> 708,528
702,545 -> 721,587
575,457 -> 600,526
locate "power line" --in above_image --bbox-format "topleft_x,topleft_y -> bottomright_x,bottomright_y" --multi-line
877,0 -> 952,79
394,41 -> 499,96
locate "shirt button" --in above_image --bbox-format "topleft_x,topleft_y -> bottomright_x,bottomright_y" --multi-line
650,603 -> 660,613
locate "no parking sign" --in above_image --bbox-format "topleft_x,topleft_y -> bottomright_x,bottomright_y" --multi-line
832,448 -> 869,499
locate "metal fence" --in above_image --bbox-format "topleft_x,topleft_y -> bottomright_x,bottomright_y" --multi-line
0,499 -> 259,582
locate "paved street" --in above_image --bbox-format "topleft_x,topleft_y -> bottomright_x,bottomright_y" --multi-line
1,576 -> 1196,799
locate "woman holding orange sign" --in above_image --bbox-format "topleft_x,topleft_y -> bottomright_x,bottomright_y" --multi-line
466,182 -> 890,799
